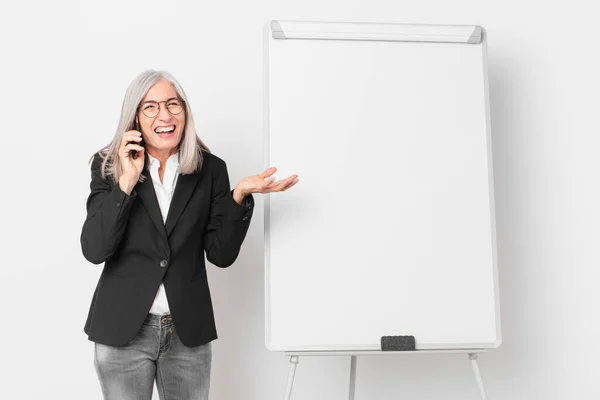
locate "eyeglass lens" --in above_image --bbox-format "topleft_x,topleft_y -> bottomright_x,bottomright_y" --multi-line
140,99 -> 184,118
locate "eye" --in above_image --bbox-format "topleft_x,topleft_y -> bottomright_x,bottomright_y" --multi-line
143,104 -> 157,110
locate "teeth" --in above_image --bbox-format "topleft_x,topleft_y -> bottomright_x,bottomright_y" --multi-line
155,126 -> 175,133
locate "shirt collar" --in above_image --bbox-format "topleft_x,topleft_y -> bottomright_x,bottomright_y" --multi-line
147,151 -> 179,169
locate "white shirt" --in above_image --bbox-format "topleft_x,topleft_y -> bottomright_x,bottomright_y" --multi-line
146,151 -> 180,315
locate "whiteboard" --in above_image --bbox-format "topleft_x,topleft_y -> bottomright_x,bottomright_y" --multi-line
264,21 -> 501,352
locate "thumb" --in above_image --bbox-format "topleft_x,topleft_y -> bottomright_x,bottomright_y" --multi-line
258,167 -> 277,179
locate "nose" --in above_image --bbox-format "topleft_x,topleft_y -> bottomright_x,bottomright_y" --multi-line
157,103 -> 172,121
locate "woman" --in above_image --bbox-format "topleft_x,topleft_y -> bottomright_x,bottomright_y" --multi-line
81,70 -> 298,399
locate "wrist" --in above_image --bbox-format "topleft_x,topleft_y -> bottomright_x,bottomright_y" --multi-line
119,176 -> 136,195
233,187 -> 246,205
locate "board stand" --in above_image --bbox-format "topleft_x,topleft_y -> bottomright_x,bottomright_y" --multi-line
282,350 -> 489,400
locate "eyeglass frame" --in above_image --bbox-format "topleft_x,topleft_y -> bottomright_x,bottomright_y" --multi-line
137,97 -> 186,118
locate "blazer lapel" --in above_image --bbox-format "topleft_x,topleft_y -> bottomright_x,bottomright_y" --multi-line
165,171 -> 202,237
135,168 -> 168,242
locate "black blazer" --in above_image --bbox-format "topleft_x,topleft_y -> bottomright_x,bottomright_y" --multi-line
81,150 -> 254,347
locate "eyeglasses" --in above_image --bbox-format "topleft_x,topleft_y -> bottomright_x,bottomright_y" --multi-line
138,97 -> 185,118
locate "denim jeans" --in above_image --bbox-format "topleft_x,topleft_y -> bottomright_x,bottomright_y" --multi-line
93,313 -> 212,400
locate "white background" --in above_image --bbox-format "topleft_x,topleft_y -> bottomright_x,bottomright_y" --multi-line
1,0 -> 598,399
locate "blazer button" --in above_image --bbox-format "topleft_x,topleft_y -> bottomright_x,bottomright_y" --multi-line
160,259 -> 168,268
116,202 -> 121,208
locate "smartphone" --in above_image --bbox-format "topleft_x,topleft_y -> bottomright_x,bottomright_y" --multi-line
131,119 -> 145,160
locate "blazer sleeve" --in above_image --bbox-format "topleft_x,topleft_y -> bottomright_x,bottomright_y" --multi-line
80,154 -> 138,264
203,158 -> 254,268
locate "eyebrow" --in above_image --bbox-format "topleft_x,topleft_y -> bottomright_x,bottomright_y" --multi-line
141,97 -> 180,103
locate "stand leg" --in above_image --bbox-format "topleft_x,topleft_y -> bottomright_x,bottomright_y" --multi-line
283,356 -> 299,400
468,353 -> 489,400
349,355 -> 357,400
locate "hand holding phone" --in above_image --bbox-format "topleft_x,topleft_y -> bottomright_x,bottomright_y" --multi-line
119,129 -> 145,182
131,117 -> 145,160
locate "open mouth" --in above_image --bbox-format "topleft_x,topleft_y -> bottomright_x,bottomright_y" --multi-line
154,125 -> 176,138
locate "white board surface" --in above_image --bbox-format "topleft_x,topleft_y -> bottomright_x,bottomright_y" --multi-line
264,21 -> 501,352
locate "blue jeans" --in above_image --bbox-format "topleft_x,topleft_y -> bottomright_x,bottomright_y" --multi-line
93,313 -> 212,400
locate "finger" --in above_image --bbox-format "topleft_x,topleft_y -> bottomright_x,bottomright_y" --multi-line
264,179 -> 297,194
281,179 -> 299,192
123,129 -> 141,137
278,178 -> 295,189
121,136 -> 143,147
124,144 -> 145,152
271,175 -> 298,187
123,134 -> 143,143
268,179 -> 291,191
120,137 -> 143,151
258,179 -> 281,193
121,129 -> 141,140
258,167 -> 277,179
